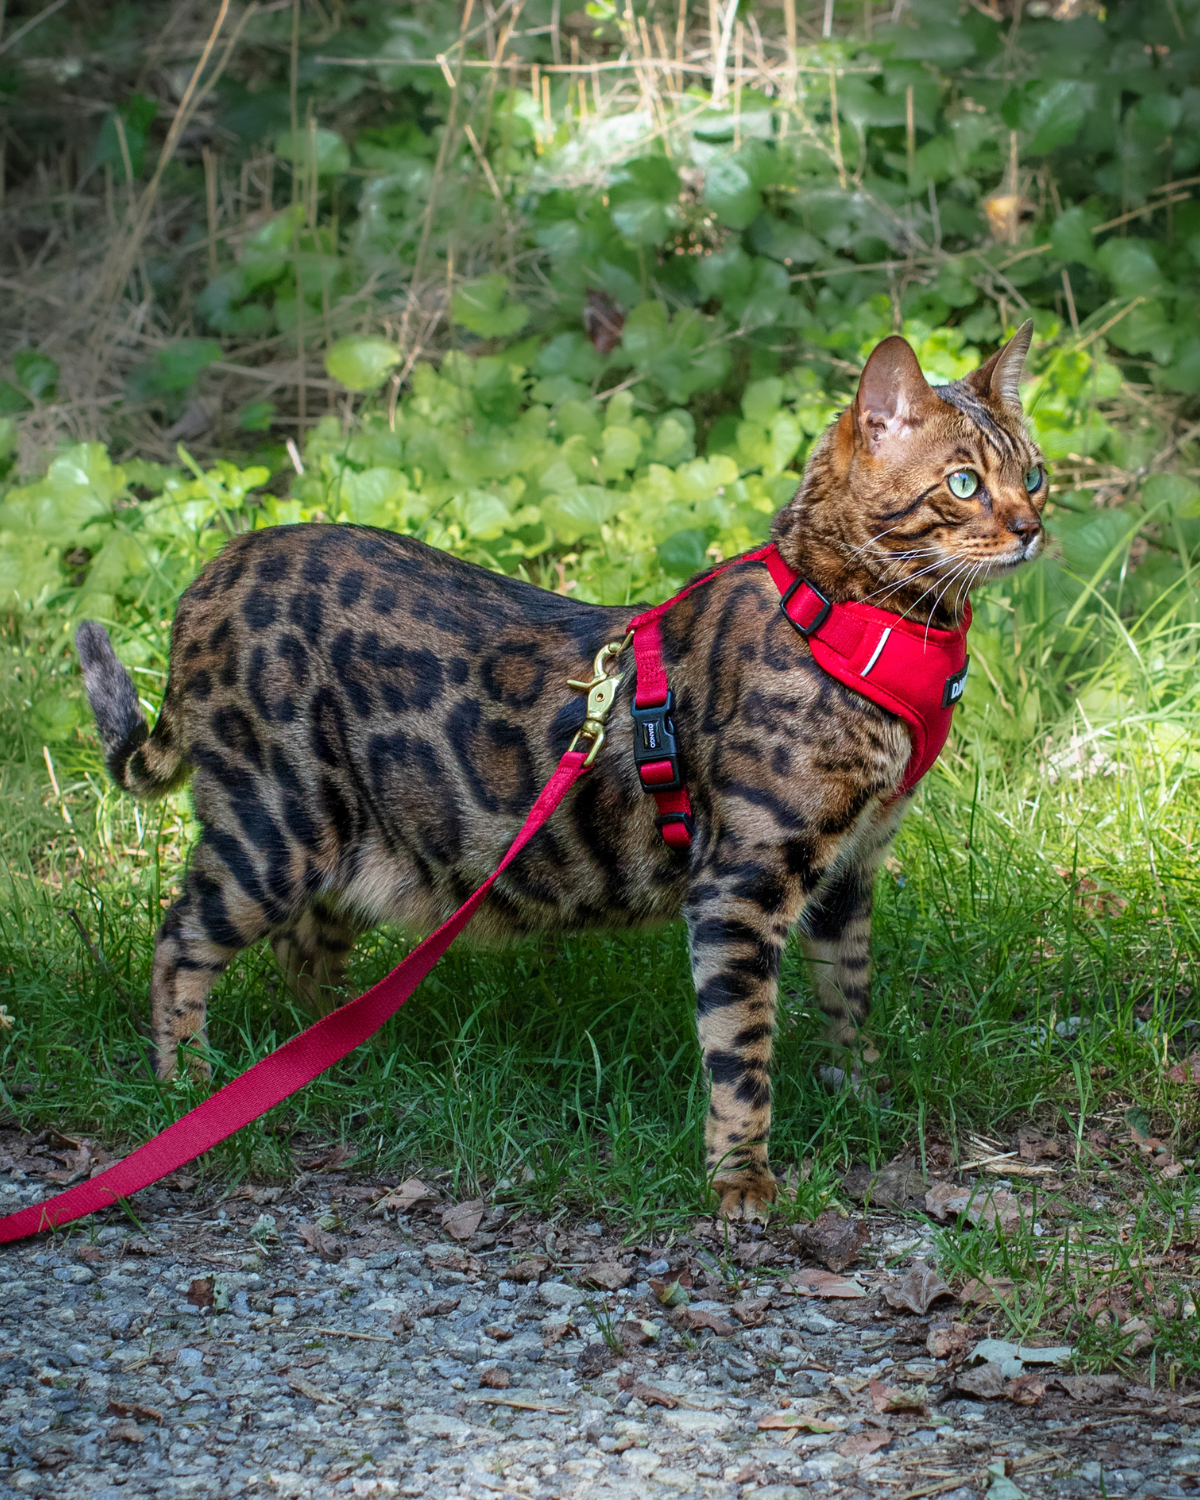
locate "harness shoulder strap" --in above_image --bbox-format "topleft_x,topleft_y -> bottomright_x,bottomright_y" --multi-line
626,543 -> 970,847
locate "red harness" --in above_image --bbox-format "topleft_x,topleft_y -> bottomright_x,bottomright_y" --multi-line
627,542 -> 971,849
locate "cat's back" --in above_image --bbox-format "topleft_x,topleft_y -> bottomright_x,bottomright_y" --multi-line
165,523 -> 623,756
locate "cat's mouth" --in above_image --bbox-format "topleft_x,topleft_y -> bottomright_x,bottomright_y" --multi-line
977,535 -> 1043,574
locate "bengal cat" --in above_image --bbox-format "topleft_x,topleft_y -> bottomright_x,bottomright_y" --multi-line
76,325 -> 1046,1219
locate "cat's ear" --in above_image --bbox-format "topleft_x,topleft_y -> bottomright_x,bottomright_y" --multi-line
854,336 -> 934,450
968,319 -> 1034,409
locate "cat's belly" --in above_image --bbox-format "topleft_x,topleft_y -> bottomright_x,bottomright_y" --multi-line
334,826 -> 689,942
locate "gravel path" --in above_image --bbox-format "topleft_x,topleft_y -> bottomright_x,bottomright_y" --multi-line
0,1145 -> 1196,1500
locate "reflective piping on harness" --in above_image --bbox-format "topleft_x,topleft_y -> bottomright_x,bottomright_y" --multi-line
859,626 -> 891,678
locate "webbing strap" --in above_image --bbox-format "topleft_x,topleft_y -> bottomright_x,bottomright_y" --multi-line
632,618 -> 669,709
0,750 -> 593,1244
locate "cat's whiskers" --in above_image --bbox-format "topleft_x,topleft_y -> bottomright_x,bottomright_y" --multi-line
923,556 -> 979,640
897,556 -> 973,631
955,559 -> 986,613
846,524 -> 906,560
864,554 -> 954,608
846,524 -> 938,563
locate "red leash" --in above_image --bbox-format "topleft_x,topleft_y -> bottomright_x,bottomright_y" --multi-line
0,750 -> 592,1245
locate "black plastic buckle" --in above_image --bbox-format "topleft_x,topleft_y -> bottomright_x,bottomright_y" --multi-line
655,810 -> 694,839
631,690 -> 683,793
779,576 -> 833,637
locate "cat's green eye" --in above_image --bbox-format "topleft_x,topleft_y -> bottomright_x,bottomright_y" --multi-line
947,470 -> 979,499
1024,466 -> 1043,493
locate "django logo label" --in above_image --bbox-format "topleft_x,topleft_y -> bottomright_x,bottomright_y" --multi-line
942,659 -> 969,708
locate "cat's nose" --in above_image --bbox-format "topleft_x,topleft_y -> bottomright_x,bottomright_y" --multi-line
1007,512 -> 1041,537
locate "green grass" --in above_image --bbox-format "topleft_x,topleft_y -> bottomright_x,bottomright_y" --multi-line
3,567 -> 1200,1382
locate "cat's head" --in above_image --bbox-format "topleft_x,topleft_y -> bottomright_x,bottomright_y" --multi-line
776,322 -> 1046,620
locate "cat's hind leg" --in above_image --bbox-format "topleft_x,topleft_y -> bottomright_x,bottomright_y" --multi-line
270,898 -> 362,1017
151,841 -> 299,1081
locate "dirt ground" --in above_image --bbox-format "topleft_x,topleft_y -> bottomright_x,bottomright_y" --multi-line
0,1130 -> 1197,1499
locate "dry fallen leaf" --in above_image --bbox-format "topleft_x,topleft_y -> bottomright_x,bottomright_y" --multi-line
868,1378 -> 928,1415
631,1382 -> 677,1409
185,1276 -> 215,1311
107,1421 -> 146,1444
583,1261 -> 632,1291
793,1210 -> 871,1273
838,1430 -> 894,1458
757,1412 -> 839,1433
373,1178 -> 436,1215
884,1261 -> 954,1315
787,1269 -> 866,1299
297,1220 -> 344,1263
441,1199 -> 486,1242
680,1307 -> 734,1336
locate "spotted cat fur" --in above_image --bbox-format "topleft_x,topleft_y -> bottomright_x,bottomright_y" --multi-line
77,326 -> 1046,1219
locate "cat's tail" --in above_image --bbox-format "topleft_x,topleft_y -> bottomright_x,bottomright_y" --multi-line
75,622 -> 188,799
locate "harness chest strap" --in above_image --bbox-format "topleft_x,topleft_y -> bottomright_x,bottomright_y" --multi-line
626,542 -> 971,849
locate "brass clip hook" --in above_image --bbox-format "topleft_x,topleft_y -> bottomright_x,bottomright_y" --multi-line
566,632 -> 632,767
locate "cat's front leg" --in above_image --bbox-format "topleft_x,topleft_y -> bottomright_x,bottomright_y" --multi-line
799,804 -> 909,1089
685,856 -> 807,1220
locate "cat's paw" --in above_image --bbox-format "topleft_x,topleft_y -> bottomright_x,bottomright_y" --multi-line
712,1170 -> 778,1221
819,1064 -> 890,1108
156,1047 -> 212,1084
